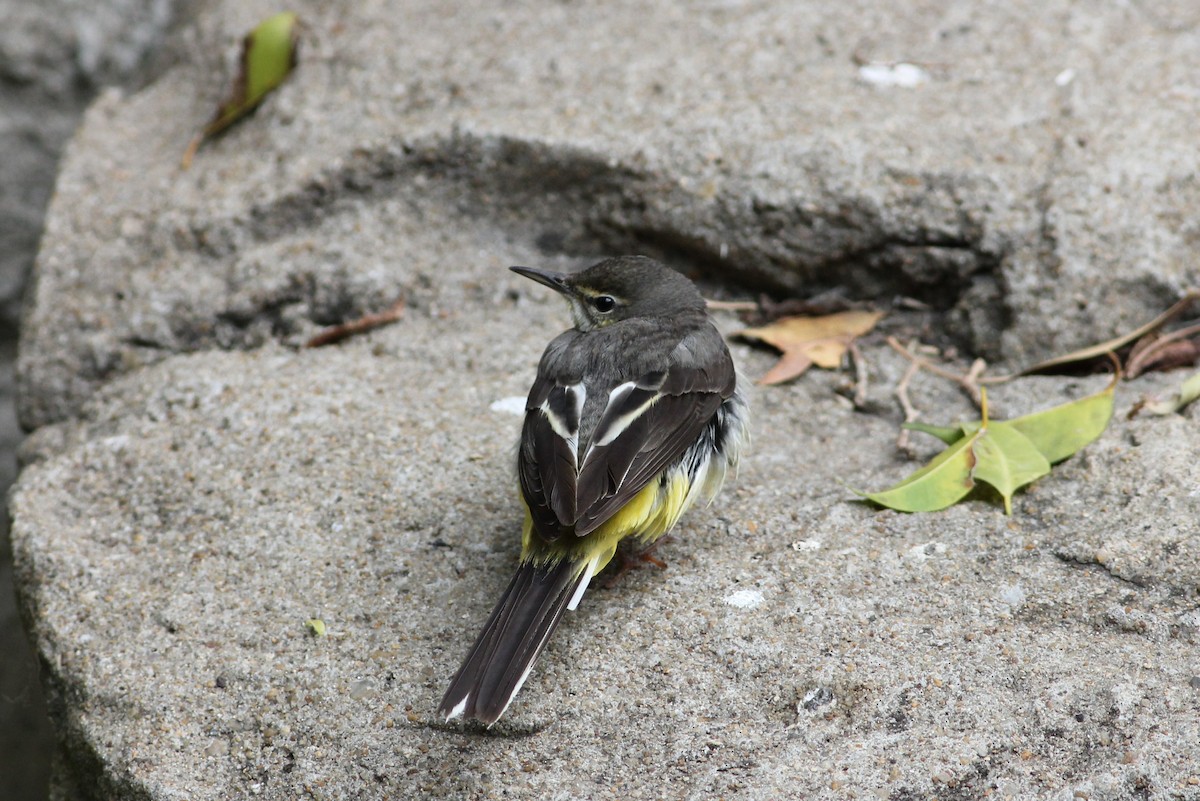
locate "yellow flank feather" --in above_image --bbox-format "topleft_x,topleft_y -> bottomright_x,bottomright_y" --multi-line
519,469 -> 698,576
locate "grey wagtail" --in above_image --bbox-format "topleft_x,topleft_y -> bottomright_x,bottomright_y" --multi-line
438,255 -> 749,725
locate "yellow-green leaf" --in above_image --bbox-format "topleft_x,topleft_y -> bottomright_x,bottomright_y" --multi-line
861,377 -> 1115,516
971,424 -> 1051,515
859,429 -> 981,512
208,11 -> 299,137
903,421 -> 966,445
183,12 -> 300,167
1004,375 -> 1116,463
305,618 -> 326,637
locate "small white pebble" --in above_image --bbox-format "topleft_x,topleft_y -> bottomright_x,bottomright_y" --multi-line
791,539 -> 822,552
489,396 -> 526,416
724,589 -> 764,609
104,434 -> 131,453
906,541 -> 946,560
1000,583 -> 1026,608
858,62 -> 929,88
1055,68 -> 1076,87
203,738 -> 229,757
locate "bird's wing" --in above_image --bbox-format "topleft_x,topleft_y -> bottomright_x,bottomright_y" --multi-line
571,358 -> 729,536
519,328 -> 735,541
519,377 -> 586,541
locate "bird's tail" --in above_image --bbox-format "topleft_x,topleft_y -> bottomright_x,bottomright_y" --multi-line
438,557 -> 593,725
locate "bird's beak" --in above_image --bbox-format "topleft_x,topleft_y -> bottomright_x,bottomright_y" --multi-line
510,266 -> 572,297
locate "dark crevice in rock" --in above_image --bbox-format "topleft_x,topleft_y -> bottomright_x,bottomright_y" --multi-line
175,134 -> 1010,302
155,131 -> 1013,347
24,131 -> 1021,429
1052,547 -> 1150,589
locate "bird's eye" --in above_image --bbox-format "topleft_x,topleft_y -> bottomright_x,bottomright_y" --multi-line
592,295 -> 616,313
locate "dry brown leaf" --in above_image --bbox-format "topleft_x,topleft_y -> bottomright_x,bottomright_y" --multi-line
1019,289 -> 1200,376
1125,324 -> 1200,378
736,310 -> 884,385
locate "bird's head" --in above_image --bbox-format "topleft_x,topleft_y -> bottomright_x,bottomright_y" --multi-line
510,256 -> 706,332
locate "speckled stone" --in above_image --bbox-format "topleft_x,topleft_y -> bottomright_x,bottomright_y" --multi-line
11,0 -> 1200,799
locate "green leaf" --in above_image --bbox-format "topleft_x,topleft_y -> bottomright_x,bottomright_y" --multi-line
903,421 -> 966,445
971,424 -> 1051,515
305,618 -> 326,637
183,12 -> 300,167
859,377 -> 1116,515
858,429 -> 981,512
207,11 -> 300,137
1005,376 -> 1116,463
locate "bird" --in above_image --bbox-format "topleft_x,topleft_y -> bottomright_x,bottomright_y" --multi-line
437,255 -> 749,725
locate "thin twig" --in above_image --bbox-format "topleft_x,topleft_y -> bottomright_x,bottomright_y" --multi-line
848,341 -> 869,408
887,336 -> 961,381
894,359 -> 921,457
886,336 -> 995,407
304,296 -> 406,348
181,133 -> 203,170
961,358 -> 986,406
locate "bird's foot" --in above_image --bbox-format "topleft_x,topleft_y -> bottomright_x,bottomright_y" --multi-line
603,535 -> 675,589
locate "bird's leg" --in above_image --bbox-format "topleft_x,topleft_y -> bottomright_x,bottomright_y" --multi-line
603,535 -> 675,589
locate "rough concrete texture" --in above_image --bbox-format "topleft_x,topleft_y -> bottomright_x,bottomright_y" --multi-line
18,0 -> 1200,428
10,0 -> 1200,799
0,0 -> 181,334
1,1 -> 192,799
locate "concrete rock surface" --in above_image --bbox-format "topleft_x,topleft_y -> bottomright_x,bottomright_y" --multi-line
11,0 -> 1200,799
1,1 -> 192,799
0,0 -> 182,335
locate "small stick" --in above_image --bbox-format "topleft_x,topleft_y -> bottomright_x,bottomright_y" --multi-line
887,336 -> 961,381
848,341 -> 869,409
894,359 -> 921,456
960,358 -> 986,407
181,133 -> 204,170
886,336 -> 995,408
305,296 -> 406,348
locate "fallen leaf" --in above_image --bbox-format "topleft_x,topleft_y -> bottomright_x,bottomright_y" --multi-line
970,425 -> 1050,515
1133,370 -> 1200,416
859,428 -> 981,513
1125,326 -> 1200,378
736,310 -> 884,385
182,12 -> 301,168
864,375 -> 1116,515
902,421 -> 964,445
1019,289 -> 1199,376
1001,370 -> 1117,463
